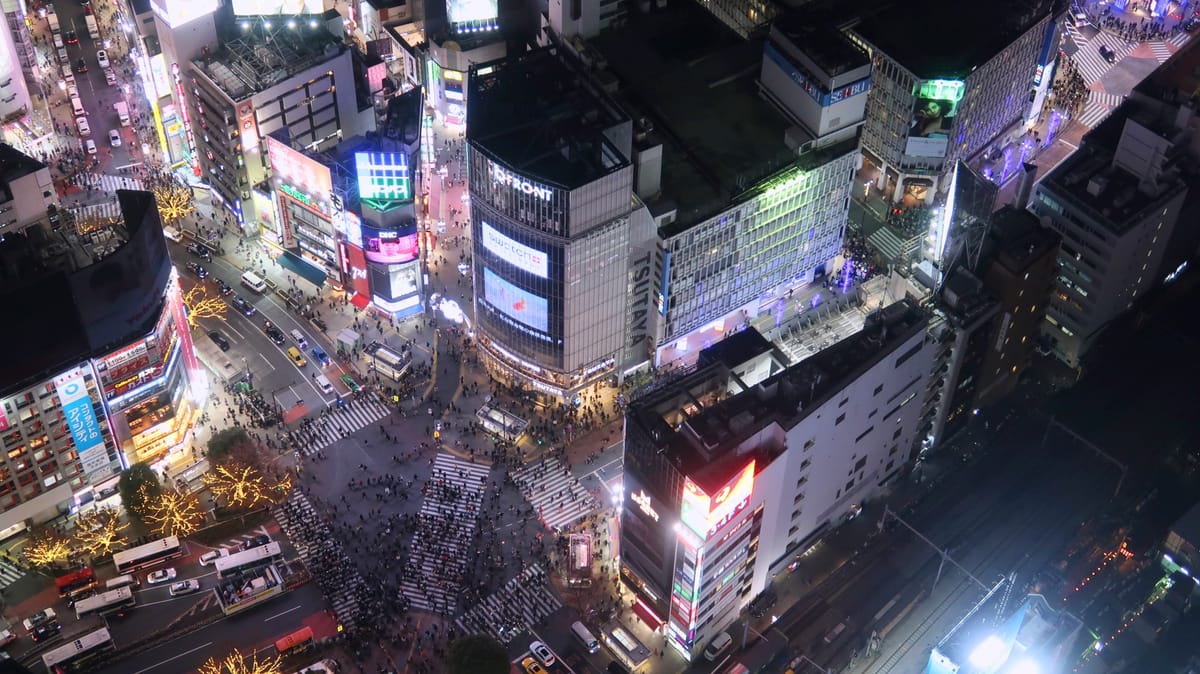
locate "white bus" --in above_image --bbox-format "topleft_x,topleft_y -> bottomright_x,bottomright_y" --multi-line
42,627 -> 114,673
364,341 -> 410,381
214,541 -> 282,578
113,536 -> 184,574
75,586 -> 135,619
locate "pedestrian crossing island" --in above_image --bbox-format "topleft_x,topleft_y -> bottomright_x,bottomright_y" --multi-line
511,458 -> 601,533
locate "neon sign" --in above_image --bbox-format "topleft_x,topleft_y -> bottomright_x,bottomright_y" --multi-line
632,490 -> 660,522
279,184 -> 314,206
679,460 -> 756,539
490,162 -> 553,201
482,221 -> 548,278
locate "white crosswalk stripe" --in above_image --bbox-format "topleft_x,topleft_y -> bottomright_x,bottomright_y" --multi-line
85,173 -> 144,192
399,453 -> 490,615
0,557 -> 27,590
455,563 -> 562,644
1064,23 -> 1087,49
1167,31 -> 1192,48
293,397 -> 393,456
1150,42 -> 1173,63
71,200 -> 122,221
1077,98 -> 1115,129
511,458 -> 600,533
274,490 -> 371,629
1090,91 -> 1124,108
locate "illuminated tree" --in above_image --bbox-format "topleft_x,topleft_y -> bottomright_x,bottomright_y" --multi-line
198,648 -> 283,674
204,462 -> 291,510
182,285 -> 228,328
22,526 -> 73,568
154,185 -> 196,225
143,488 -> 205,537
118,462 -> 161,522
72,507 -> 130,556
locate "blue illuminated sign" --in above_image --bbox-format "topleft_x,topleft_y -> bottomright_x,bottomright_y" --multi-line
764,42 -> 870,107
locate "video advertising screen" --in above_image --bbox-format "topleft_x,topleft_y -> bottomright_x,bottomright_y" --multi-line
483,267 -> 548,333
232,0 -> 323,14
481,221 -> 548,278
356,152 -> 412,202
447,0 -> 497,25
905,79 -> 964,158
364,230 -> 420,264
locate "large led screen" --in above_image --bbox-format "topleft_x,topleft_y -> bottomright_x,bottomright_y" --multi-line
447,0 -> 497,25
356,152 -> 411,202
483,268 -> 548,333
905,79 -> 964,158
679,460 -> 756,539
364,231 -> 420,264
266,135 -> 331,199
481,221 -> 548,278
232,0 -> 323,14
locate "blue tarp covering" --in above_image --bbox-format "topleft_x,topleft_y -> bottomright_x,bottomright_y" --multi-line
278,251 -> 327,287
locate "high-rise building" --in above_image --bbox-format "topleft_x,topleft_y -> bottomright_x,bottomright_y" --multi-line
466,47 -> 635,401
0,167 -> 205,532
620,299 -> 931,660
590,5 -> 866,370
0,0 -> 33,124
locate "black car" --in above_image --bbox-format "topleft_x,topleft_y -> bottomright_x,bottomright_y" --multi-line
230,295 -> 256,316
1098,45 -> 1116,63
74,58 -> 88,73
265,325 -> 286,346
216,280 -> 233,296
241,534 -> 271,551
188,243 -> 212,261
186,262 -> 208,279
208,331 -> 230,351
32,622 -> 61,643
64,30 -> 78,44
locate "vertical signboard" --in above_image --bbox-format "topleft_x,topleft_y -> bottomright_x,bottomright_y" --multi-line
238,102 -> 259,154
53,368 -> 111,475
344,243 -> 371,298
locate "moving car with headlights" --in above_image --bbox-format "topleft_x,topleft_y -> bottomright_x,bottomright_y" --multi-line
96,49 -> 109,68
529,641 -> 556,667
287,347 -> 307,367
311,347 -> 330,367
109,129 -> 121,147
207,331 -> 230,351
199,549 -> 229,566
231,295 -> 257,316
146,568 -> 176,585
22,609 -> 56,632
169,580 -> 200,596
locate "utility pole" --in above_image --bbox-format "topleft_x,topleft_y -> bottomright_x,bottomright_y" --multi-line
1042,415 -> 1127,497
880,505 -> 989,592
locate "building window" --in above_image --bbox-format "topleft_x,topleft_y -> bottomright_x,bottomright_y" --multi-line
854,426 -> 874,443
835,412 -> 846,425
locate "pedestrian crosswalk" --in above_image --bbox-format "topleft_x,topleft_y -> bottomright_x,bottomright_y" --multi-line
454,563 -> 563,644
292,397 -> 393,456
1076,90 -> 1123,129
1167,31 -> 1191,48
1064,22 -> 1088,49
0,556 -> 27,590
1150,42 -> 1173,63
1071,41 -> 1134,83
274,490 -> 370,629
85,173 -> 144,192
511,458 -> 600,533
400,452 -> 491,615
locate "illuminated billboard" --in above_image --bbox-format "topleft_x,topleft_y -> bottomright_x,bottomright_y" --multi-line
364,229 -> 420,264
679,460 -> 756,539
905,79 -> 964,158
356,152 -> 412,203
483,267 -> 548,333
266,135 -> 331,205
343,243 -> 371,298
53,368 -> 111,475
481,221 -> 548,278
447,0 -> 497,25
151,0 -> 218,27
232,0 -> 322,14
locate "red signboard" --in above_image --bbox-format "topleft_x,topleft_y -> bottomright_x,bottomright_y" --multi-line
344,243 -> 371,299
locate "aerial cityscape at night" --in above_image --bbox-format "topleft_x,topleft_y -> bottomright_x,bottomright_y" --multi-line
1,0 -> 1200,671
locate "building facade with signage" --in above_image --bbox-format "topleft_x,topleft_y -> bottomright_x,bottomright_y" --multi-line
620,300 -> 931,659
0,188 -> 206,533
466,48 -> 635,401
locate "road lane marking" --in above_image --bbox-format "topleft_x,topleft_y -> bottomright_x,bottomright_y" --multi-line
263,605 -> 303,622
130,641 -> 213,674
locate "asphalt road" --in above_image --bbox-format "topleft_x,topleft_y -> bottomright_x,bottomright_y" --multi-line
90,583 -> 328,674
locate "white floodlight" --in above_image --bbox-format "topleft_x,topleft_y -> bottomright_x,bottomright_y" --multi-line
1010,659 -> 1041,674
968,635 -> 1008,670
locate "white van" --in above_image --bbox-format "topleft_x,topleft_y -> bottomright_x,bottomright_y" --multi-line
290,330 -> 309,349
704,632 -> 732,661
571,621 -> 599,654
71,97 -> 85,117
240,271 -> 267,293
105,574 -> 138,590
314,375 -> 334,395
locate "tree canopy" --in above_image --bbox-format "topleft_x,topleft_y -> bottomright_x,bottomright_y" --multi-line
118,462 -> 161,521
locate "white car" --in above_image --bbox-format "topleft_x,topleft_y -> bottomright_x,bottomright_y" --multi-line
96,50 -> 109,69
21,608 -> 56,632
198,549 -> 228,566
85,139 -> 97,155
76,116 -> 90,136
146,568 -> 176,585
105,69 -> 117,86
109,129 -> 121,147
529,641 -> 556,667
168,580 -> 200,596
66,85 -> 78,99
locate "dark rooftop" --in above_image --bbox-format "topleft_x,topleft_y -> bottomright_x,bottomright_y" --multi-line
632,299 -> 927,493
697,329 -> 776,370
988,206 -> 1060,275
0,143 -> 46,204
847,0 -> 1055,79
467,47 -> 631,191
591,3 -> 804,232
1170,501 -> 1200,547
771,11 -> 871,77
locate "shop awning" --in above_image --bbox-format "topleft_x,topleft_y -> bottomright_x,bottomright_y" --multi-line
278,250 -> 327,288
350,294 -> 370,310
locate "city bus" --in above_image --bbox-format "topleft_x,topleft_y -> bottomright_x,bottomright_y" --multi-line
112,536 -> 184,574
75,586 -> 135,619
364,341 -> 410,381
214,541 -> 282,578
42,627 -> 114,673
275,625 -> 315,657
55,567 -> 96,598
